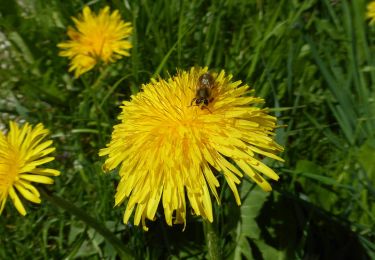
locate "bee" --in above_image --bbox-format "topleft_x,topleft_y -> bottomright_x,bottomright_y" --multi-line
190,73 -> 215,109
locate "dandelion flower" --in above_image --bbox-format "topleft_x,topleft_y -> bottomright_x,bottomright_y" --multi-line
100,67 -> 284,230
0,121 -> 60,216
58,6 -> 132,78
367,1 -> 375,25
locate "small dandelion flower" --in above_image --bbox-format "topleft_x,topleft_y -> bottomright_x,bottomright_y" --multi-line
58,6 -> 132,78
367,1 -> 375,25
100,67 -> 284,230
0,121 -> 60,216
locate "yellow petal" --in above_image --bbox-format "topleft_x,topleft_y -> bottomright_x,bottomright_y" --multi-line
20,174 -> 54,184
9,186 -> 26,216
14,183 -> 41,204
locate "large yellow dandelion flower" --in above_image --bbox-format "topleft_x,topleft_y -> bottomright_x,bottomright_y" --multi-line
367,1 -> 375,25
100,67 -> 284,230
58,6 -> 132,78
0,121 -> 60,216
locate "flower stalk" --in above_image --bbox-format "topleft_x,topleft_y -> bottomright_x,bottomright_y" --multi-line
204,220 -> 221,260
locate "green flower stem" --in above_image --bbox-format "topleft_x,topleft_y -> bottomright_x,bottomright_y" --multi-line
91,66 -> 110,91
40,188 -> 133,260
203,220 -> 221,260
82,66 -> 111,140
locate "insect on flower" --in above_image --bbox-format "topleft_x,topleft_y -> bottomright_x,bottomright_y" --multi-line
190,72 -> 216,110
99,67 -> 284,230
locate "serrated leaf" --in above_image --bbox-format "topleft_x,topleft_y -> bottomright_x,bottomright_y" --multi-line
240,182 -> 270,239
233,182 -> 270,259
233,223 -> 253,260
254,240 -> 286,260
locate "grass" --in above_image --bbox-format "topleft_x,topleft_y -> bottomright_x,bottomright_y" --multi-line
0,0 -> 374,259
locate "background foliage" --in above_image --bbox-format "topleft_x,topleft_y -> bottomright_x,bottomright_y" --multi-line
0,0 -> 374,259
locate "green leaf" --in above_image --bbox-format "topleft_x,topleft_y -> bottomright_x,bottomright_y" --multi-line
295,160 -> 353,189
254,240 -> 286,260
8,32 -> 35,65
358,138 -> 375,185
233,182 -> 270,259
240,184 -> 270,239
